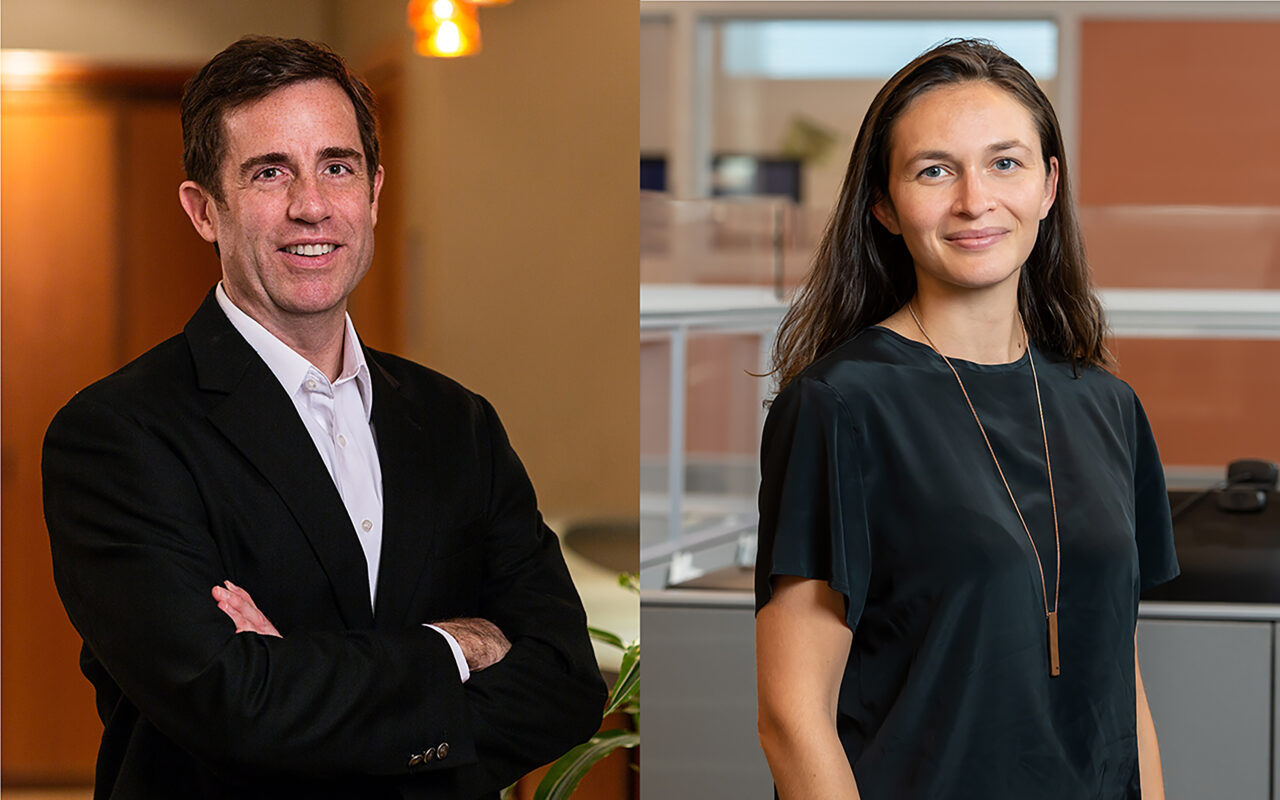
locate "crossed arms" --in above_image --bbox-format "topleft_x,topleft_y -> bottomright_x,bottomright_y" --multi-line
43,376 -> 605,791
213,580 -> 512,672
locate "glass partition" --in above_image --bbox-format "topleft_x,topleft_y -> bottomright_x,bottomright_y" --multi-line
708,19 -> 1059,210
641,191 -> 1280,587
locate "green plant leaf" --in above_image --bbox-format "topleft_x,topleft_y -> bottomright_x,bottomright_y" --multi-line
532,729 -> 641,800
588,626 -> 626,650
617,572 -> 640,594
602,643 -> 639,718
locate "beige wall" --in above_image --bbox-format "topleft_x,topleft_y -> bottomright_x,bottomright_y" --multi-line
0,0 -> 330,63
333,0 -> 639,521
639,18 -> 670,155
396,0 -> 638,521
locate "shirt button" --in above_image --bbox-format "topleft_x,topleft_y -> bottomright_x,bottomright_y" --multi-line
361,519 -> 373,532
337,434 -> 347,447
305,379 -> 318,391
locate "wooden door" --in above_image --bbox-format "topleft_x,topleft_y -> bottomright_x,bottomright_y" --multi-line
1,65 -> 216,784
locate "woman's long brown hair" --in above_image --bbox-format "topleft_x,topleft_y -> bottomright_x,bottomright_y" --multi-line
771,39 -> 1108,393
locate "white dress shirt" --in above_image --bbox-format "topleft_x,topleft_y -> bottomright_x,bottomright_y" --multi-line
215,284 -> 469,681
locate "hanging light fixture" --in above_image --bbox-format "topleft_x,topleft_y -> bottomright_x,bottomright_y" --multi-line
407,0 -> 481,58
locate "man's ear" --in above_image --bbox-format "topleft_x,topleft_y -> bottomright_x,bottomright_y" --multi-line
369,165 -> 385,227
178,181 -> 220,244
872,196 -> 902,235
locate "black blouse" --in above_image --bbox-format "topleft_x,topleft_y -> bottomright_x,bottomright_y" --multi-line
755,327 -> 1179,800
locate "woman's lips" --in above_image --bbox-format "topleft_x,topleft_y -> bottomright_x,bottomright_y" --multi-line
944,228 -> 1009,250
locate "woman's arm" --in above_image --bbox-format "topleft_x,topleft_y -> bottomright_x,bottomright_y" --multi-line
756,575 -> 859,799
1135,633 -> 1166,799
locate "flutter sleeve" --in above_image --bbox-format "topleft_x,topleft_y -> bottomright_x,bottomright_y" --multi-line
755,376 -> 871,631
1131,391 -> 1180,590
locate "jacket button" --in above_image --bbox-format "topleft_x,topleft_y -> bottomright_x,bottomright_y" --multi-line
423,746 -> 437,762
408,753 -> 423,767
437,742 -> 450,760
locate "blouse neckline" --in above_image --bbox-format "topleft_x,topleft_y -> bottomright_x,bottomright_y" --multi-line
866,325 -> 1033,374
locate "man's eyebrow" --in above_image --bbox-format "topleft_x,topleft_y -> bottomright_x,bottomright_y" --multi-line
239,152 -> 295,175
319,146 -> 363,164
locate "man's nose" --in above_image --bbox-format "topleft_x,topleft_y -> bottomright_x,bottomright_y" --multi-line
952,171 -> 997,218
287,174 -> 331,224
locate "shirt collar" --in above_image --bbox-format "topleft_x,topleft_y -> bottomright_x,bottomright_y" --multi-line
214,282 -> 374,421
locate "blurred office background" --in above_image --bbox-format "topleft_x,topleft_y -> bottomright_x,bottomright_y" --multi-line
1,1 -> 637,797
638,2 -> 1280,798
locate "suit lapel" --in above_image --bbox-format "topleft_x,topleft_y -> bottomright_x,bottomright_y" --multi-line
367,357 -> 447,630
185,291 -> 375,629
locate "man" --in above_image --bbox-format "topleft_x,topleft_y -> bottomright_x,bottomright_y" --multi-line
42,36 -> 606,799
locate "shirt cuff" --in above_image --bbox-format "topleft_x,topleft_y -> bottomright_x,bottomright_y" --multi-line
424,624 -> 471,683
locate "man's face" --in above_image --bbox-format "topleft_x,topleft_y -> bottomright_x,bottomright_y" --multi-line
181,78 -> 383,338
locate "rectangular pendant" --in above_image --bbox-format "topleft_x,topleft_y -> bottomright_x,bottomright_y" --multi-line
1047,610 -> 1060,677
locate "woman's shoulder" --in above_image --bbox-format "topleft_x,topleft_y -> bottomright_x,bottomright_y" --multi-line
801,326 -> 931,384
774,327 -> 936,420
1037,348 -> 1138,400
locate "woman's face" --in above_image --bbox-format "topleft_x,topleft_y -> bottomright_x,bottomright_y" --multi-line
872,81 -> 1058,297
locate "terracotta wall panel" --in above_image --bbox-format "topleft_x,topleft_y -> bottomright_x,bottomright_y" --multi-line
1111,338 -> 1280,468
1079,20 -> 1280,208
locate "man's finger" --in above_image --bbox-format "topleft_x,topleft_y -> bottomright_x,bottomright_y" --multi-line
211,583 -> 283,638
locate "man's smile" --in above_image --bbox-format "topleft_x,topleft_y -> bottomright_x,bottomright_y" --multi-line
281,242 -> 339,256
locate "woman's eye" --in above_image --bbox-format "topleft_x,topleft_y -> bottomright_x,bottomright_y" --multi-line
994,158 -> 1018,171
919,165 -> 946,179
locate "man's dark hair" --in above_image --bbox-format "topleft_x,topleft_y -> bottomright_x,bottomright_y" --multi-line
181,35 -> 380,202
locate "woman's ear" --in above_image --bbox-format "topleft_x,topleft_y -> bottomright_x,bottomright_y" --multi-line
1039,156 -> 1060,220
872,197 -> 901,235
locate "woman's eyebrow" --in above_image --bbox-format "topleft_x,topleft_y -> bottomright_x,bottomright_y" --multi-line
988,139 -> 1031,153
904,149 -> 952,165
904,140 -> 1032,165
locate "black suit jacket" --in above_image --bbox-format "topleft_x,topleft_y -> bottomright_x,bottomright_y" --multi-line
42,291 -> 607,799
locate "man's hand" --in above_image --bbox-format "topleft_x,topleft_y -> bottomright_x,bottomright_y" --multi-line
212,580 -> 282,638
433,618 -> 511,671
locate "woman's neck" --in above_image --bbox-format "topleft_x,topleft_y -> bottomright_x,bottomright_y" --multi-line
880,281 -> 1025,364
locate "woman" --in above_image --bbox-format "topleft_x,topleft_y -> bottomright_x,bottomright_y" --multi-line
754,39 -> 1178,799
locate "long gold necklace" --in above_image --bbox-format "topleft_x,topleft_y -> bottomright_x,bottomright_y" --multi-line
907,303 -> 1062,677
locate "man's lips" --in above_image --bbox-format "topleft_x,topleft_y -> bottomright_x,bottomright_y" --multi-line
944,228 -> 1008,249
278,241 -> 342,268
281,242 -> 339,257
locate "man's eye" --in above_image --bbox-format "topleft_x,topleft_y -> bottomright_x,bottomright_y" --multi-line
324,164 -> 352,176
256,167 -> 282,180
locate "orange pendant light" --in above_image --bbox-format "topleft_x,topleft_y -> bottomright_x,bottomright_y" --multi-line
407,0 -> 481,58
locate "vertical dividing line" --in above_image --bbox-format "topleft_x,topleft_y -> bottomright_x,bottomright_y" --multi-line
668,325 -> 688,544
669,8 -> 714,199
1055,10 -> 1082,198
113,100 -> 131,368
1270,621 -> 1276,800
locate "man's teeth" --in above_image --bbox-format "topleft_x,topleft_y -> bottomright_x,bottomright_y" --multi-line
284,243 -> 337,256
